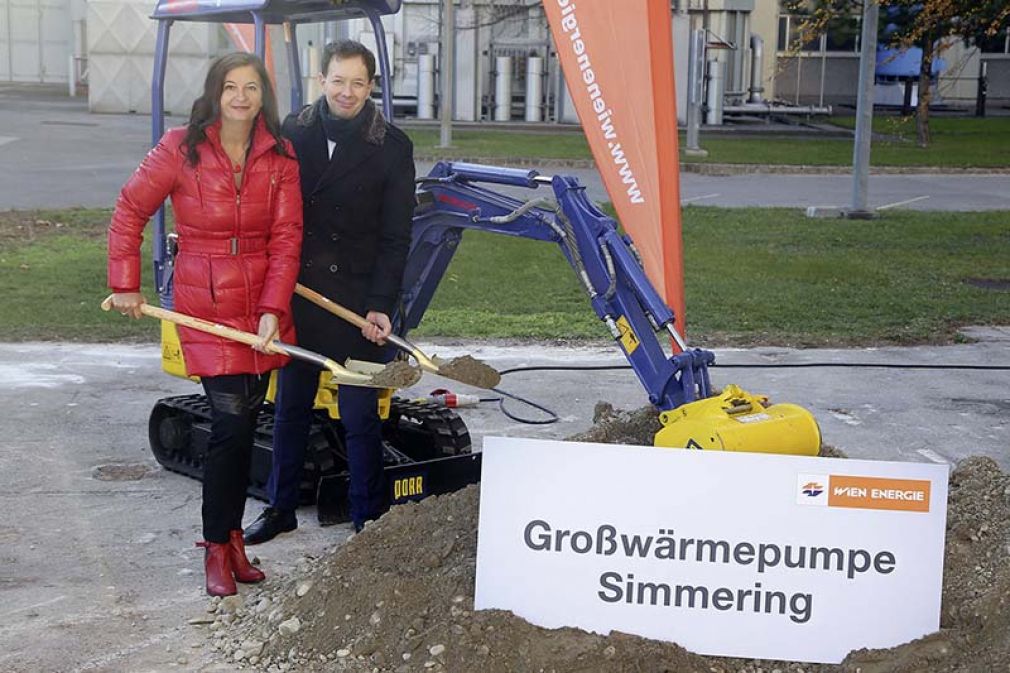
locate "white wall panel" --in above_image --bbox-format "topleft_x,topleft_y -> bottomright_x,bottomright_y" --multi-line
10,3 -> 41,80
0,0 -> 70,82
88,0 -> 213,113
0,3 -> 9,79
40,0 -> 68,80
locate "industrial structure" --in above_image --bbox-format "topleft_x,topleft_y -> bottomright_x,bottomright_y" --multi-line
2,0 -> 1007,122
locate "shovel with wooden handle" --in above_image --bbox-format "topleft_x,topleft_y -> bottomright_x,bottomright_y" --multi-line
294,283 -> 502,389
100,296 -> 395,387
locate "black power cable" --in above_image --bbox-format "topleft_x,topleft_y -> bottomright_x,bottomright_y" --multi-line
476,361 -> 1010,425
500,362 -> 1010,373
484,387 -> 559,425
717,363 -> 1010,370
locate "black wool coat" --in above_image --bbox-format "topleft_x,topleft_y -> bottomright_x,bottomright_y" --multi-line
282,99 -> 415,364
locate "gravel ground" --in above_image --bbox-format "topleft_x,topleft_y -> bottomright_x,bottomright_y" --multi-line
196,407 -> 1010,673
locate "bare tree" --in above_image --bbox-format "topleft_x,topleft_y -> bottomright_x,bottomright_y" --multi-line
784,0 -> 1010,147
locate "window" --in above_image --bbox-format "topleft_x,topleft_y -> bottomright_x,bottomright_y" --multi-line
777,12 -> 860,54
978,28 -> 1009,55
824,14 -> 859,51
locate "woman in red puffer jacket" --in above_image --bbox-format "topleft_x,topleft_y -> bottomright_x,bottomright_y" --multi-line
107,52 -> 302,597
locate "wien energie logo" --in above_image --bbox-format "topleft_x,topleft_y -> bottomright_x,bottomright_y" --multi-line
796,473 -> 931,512
801,481 -> 824,497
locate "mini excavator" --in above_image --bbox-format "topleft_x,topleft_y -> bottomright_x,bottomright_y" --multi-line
140,0 -> 820,525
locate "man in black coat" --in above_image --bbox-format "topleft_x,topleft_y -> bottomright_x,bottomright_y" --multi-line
245,39 -> 415,543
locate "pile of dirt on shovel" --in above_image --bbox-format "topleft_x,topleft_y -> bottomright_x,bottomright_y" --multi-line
208,404 -> 1010,673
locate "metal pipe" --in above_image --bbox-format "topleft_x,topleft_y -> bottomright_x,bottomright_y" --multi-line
666,324 -> 689,353
685,28 -> 705,153
283,22 -> 303,113
306,40 -> 321,102
152,19 -> 172,305
850,0 -> 879,217
795,47 -> 802,104
554,60 -> 567,123
723,103 -> 832,115
494,55 -> 512,121
976,60 -> 988,118
253,13 -> 266,59
818,33 -> 827,108
69,18 -> 86,96
417,53 -> 436,119
747,34 -> 764,104
366,8 -> 394,120
439,0 -> 454,147
525,56 -> 543,122
705,59 -> 724,125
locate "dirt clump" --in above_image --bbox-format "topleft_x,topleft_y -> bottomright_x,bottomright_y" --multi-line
433,354 -> 501,389
206,406 -> 1010,673
567,401 -> 664,445
366,360 -> 422,389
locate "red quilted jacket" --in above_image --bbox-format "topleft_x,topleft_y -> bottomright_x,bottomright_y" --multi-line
108,117 -> 303,377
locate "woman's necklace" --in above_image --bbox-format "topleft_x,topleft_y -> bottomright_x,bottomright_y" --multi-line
223,139 -> 249,189
226,140 -> 249,173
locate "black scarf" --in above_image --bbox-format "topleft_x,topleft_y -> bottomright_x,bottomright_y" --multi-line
317,97 -> 369,148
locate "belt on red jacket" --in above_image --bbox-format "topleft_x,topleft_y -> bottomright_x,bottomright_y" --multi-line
177,236 -> 268,255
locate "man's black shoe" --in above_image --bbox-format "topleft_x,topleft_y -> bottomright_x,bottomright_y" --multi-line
243,507 -> 297,545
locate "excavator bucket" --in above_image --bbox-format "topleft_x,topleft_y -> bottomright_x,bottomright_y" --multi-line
654,384 -> 821,456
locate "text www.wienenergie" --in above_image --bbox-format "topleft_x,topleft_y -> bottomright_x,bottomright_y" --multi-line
556,0 -> 645,204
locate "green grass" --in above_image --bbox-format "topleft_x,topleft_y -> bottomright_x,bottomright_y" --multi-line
0,208 -> 159,341
6,206 -> 1004,346
691,115 -> 1010,168
409,232 -> 600,339
678,207 -> 1010,345
404,117 -> 1010,168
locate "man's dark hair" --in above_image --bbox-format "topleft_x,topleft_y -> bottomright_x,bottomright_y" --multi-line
321,39 -> 377,81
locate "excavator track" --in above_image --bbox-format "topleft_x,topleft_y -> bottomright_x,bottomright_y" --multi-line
147,394 -> 473,509
382,397 -> 472,461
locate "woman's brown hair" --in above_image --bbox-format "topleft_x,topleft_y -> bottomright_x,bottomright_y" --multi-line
182,52 -> 289,166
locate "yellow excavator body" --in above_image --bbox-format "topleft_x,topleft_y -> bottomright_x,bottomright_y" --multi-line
655,384 -> 821,456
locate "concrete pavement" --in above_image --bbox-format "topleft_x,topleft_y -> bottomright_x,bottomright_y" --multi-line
677,171 -> 1010,211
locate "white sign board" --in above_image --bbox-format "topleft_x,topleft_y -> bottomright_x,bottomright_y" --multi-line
474,437 -> 948,664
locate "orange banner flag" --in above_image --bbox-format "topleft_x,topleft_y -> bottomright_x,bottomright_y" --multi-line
543,0 -> 685,335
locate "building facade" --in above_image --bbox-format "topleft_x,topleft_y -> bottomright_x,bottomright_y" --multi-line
0,0 -> 84,85
1,0 -> 1006,121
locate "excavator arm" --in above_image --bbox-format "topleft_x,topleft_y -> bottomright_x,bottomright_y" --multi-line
403,161 -> 820,455
405,160 -> 712,411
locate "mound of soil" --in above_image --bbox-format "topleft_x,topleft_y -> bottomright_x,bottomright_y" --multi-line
433,354 -> 501,390
206,405 -> 1010,673
367,360 -> 422,389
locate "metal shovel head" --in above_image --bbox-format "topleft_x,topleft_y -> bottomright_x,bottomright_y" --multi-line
343,358 -> 422,389
326,373 -> 390,388
406,348 -> 441,374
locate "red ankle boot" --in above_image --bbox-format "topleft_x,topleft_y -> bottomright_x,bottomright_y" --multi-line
229,530 -> 266,583
197,541 -> 237,596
